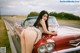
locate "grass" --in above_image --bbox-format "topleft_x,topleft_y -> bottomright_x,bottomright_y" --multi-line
0,19 -> 11,53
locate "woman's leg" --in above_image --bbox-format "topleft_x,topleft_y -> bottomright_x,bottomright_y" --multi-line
23,27 -> 37,53
20,30 -> 26,53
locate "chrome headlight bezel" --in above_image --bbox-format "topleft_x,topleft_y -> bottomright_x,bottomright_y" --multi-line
38,43 -> 55,53
46,43 -> 55,52
38,44 -> 46,53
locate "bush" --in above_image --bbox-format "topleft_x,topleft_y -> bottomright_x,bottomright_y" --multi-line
27,12 -> 39,17
0,15 -> 1,19
49,12 -> 80,20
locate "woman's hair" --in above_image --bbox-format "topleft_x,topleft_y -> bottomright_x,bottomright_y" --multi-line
33,10 -> 49,30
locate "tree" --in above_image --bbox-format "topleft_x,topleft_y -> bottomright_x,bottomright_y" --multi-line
49,12 -> 80,20
0,15 -> 1,19
49,12 -> 58,17
27,12 -> 39,17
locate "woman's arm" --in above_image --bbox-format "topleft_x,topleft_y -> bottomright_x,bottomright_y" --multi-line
40,19 -> 57,35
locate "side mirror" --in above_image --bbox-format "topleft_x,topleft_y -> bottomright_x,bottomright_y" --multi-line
21,23 -> 24,27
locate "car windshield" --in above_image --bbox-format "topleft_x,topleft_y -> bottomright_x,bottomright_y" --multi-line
24,16 -> 59,27
48,16 -> 59,26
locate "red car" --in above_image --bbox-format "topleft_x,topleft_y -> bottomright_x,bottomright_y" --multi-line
14,16 -> 80,53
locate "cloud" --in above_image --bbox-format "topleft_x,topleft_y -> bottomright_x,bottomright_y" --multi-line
0,0 -> 80,16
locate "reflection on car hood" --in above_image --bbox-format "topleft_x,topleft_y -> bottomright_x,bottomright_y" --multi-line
49,26 -> 80,36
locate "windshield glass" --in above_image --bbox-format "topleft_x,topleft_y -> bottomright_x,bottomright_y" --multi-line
24,16 -> 59,26
48,16 -> 59,26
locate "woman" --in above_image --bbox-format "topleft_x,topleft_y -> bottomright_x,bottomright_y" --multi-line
20,10 -> 57,53
33,10 -> 57,35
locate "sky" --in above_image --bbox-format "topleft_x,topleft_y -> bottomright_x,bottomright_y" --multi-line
0,0 -> 80,16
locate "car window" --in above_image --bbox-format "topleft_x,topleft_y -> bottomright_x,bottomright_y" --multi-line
24,19 -> 36,26
23,16 -> 37,26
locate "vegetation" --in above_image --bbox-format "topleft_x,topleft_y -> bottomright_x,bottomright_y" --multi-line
0,15 -> 1,19
27,12 -> 80,20
0,18 -> 11,53
27,12 -> 39,17
49,12 -> 80,20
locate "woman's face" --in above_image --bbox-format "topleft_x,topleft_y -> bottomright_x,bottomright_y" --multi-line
42,14 -> 48,21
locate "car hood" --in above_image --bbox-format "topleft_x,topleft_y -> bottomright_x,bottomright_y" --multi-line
49,26 -> 80,36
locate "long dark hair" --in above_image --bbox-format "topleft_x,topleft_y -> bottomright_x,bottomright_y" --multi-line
33,10 -> 49,30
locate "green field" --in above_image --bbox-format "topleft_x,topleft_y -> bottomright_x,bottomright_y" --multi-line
0,19 -> 11,53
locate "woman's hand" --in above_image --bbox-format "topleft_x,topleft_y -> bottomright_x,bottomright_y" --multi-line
51,31 -> 57,36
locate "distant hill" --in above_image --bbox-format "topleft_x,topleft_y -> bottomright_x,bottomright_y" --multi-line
49,12 -> 80,20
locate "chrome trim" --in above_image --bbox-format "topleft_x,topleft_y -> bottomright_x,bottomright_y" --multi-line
69,39 -> 80,46
38,43 -> 55,53
52,46 -> 80,53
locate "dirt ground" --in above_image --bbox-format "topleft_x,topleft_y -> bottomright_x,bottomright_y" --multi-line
58,20 -> 80,29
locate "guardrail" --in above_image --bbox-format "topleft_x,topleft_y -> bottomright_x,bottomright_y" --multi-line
3,18 -> 21,53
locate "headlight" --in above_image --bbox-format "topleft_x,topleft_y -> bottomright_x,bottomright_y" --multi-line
46,43 -> 54,52
38,45 -> 46,53
38,43 -> 55,53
